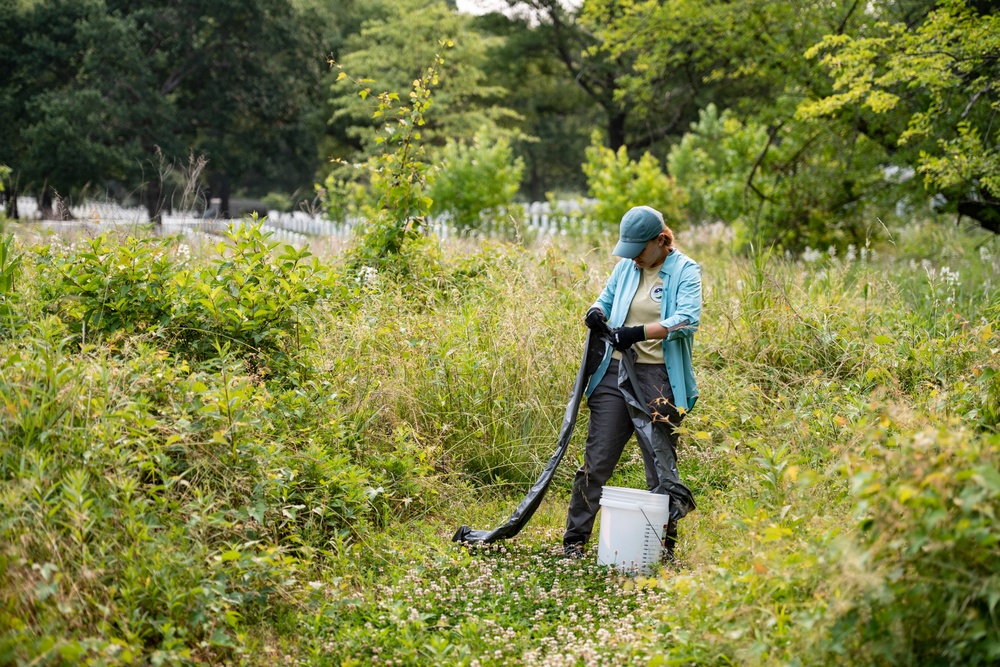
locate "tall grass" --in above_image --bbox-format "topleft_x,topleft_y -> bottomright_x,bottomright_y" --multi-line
1,217 -> 998,665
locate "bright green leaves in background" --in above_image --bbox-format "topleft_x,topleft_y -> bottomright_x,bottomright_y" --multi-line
802,0 -> 1000,205
35,219 -> 326,375
583,132 -> 686,228
428,131 -> 525,230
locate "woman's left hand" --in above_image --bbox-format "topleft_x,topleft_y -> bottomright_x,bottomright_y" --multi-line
610,325 -> 645,351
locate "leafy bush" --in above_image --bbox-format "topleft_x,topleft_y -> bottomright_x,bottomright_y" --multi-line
36,220 -> 327,377
838,426 -> 1000,665
38,234 -> 179,336
0,234 -> 22,330
668,103 -> 889,251
428,131 -> 524,230
339,61 -> 441,272
582,131 -> 687,228
175,219 -> 327,371
668,103 -> 766,225
262,191 -> 294,212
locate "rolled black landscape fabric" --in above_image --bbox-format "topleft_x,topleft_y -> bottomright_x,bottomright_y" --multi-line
451,329 -> 600,544
452,327 -> 695,544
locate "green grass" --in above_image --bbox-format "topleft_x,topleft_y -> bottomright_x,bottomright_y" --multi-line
1,218 -> 998,665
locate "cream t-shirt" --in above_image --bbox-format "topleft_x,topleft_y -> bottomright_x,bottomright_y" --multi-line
612,264 -> 665,364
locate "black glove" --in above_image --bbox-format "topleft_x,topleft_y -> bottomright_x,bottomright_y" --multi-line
584,307 -> 606,331
610,325 -> 645,351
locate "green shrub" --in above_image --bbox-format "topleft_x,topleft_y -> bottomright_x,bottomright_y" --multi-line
668,103 -> 766,226
837,426 -> 1000,665
38,234 -> 179,337
341,61 -> 440,272
668,103 -> 889,251
262,191 -> 294,213
582,131 -> 687,228
35,220 -> 327,378
428,131 -> 524,230
0,233 -> 21,331
175,219 -> 327,373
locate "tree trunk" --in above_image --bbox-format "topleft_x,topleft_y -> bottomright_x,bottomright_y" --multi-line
5,183 -> 18,220
607,109 -> 627,152
39,188 -> 54,220
208,173 -> 231,219
145,179 -> 165,224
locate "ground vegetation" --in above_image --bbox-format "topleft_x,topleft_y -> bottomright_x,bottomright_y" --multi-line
1,214 -> 998,664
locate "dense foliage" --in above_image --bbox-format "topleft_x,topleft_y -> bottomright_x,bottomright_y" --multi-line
4,0 -> 999,247
2,216 -> 998,664
3,1 -> 1000,664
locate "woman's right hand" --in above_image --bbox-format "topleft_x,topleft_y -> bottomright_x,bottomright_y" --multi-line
584,307 -> 606,331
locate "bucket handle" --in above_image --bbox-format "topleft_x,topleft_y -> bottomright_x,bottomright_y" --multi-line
638,506 -> 669,552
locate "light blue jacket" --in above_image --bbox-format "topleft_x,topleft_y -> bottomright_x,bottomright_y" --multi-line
586,249 -> 702,411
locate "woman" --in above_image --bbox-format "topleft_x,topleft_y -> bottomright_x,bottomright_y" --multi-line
564,205 -> 702,560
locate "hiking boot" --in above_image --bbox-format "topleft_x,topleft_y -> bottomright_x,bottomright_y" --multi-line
563,542 -> 585,560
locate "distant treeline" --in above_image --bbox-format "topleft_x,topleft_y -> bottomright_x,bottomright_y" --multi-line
1,0 -> 998,247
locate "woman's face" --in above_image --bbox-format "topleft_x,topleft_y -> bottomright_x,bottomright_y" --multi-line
632,238 -> 668,269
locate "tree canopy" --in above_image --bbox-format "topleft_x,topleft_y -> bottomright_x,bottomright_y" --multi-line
2,0 -> 999,243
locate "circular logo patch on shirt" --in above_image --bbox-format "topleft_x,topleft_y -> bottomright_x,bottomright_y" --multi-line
649,284 -> 663,303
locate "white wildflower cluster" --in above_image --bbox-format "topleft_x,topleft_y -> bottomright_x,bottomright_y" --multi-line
802,246 -> 823,263
174,243 -> 191,261
357,265 -> 378,286
941,267 -> 959,302
917,258 -> 961,303
801,243 -> 874,267
940,265 -> 960,288
341,539 -> 669,667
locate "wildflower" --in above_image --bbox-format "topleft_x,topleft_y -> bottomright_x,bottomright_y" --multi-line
357,266 -> 378,285
846,244 -> 857,263
802,246 -> 822,263
940,266 -> 960,286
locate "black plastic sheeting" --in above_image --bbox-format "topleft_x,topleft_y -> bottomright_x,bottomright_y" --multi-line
452,326 -> 695,545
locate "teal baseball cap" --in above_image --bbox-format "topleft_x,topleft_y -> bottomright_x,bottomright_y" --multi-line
612,206 -> 665,258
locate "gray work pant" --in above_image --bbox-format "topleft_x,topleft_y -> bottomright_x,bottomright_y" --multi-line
563,360 -> 683,545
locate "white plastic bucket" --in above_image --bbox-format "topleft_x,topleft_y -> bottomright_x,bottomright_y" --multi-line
597,485 -> 671,575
